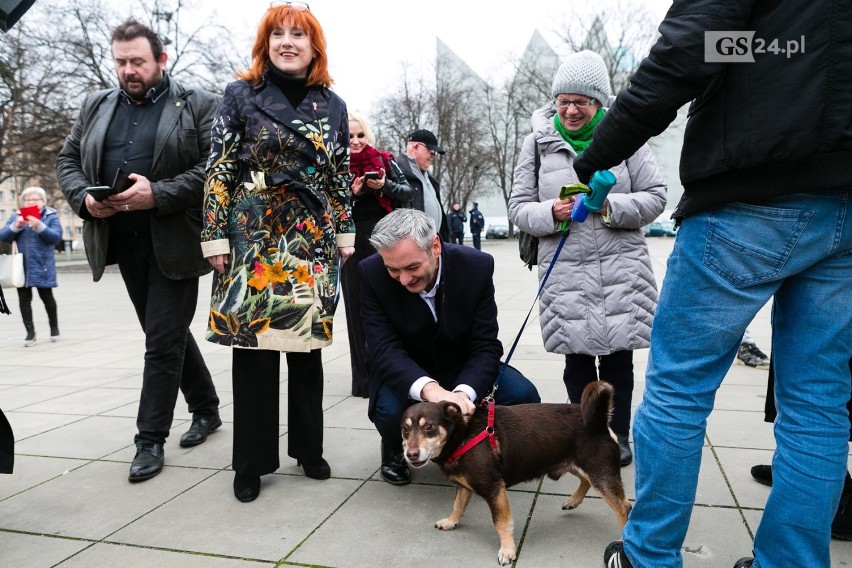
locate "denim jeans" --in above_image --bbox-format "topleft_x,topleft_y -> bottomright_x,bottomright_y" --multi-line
372,363 -> 541,451
622,192 -> 852,568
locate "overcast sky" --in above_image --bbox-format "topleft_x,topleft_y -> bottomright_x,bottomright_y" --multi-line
189,0 -> 674,115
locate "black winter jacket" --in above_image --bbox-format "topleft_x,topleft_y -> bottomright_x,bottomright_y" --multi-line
574,0 -> 852,218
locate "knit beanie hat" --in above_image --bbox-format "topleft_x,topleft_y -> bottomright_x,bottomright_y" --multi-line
551,50 -> 612,103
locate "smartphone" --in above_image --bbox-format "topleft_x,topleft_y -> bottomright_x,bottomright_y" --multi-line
363,172 -> 380,181
86,186 -> 114,201
112,168 -> 134,193
19,205 -> 41,220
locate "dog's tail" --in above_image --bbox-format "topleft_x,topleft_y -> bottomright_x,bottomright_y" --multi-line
580,381 -> 615,433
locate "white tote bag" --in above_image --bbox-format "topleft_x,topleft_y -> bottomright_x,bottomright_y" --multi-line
0,242 -> 25,288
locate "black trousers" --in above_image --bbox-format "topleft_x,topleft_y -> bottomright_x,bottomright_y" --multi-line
112,233 -> 219,445
231,348 -> 324,476
471,231 -> 481,250
340,228 -> 375,397
17,286 -> 58,332
563,351 -> 633,436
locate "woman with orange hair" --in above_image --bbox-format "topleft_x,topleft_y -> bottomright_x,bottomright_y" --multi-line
201,1 -> 354,503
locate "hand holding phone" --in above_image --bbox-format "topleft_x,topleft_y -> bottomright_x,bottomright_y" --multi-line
86,186 -> 114,201
19,205 -> 41,220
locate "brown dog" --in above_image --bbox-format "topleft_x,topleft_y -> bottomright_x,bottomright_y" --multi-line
401,381 -> 631,565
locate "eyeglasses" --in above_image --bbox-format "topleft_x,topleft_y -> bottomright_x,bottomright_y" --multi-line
555,98 -> 596,109
22,196 -> 44,203
269,1 -> 310,10
415,143 -> 437,157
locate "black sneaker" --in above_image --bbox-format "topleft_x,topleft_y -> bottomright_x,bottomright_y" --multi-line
733,558 -> 753,568
737,343 -> 770,367
604,541 -> 633,568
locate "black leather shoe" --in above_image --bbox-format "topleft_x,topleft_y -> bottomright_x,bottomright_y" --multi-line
733,557 -> 753,568
233,474 -> 261,502
380,441 -> 410,485
616,433 -> 633,467
179,415 -> 222,447
297,458 -> 331,480
750,464 -> 773,487
128,442 -> 164,482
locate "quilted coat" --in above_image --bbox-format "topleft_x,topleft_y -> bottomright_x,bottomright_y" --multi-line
508,102 -> 666,356
200,76 -> 355,352
0,206 -> 62,288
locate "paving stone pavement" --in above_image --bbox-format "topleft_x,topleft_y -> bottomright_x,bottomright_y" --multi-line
1,238 -> 850,567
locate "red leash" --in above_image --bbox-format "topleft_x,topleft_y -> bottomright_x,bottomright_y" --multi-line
445,399 -> 496,464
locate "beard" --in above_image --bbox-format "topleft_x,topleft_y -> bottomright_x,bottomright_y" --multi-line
120,71 -> 163,102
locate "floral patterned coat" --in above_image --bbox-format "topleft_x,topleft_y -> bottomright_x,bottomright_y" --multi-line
200,77 -> 355,352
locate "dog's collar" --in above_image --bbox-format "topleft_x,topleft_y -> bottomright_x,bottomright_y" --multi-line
446,400 -> 496,464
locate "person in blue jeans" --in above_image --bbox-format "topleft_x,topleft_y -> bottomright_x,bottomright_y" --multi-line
573,2 -> 852,567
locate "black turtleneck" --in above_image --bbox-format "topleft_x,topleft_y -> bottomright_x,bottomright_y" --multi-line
268,65 -> 310,109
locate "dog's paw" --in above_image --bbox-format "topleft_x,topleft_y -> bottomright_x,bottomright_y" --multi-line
497,547 -> 517,565
435,518 -> 458,531
561,495 -> 582,510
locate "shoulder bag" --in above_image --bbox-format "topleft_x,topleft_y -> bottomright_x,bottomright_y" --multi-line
0,241 -> 25,288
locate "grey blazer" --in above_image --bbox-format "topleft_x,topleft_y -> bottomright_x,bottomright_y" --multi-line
56,77 -> 219,281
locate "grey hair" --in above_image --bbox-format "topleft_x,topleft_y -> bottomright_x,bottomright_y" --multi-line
369,209 -> 437,252
20,186 -> 47,204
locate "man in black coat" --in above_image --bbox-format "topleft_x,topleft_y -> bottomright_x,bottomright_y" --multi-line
359,209 -> 540,485
56,18 -> 221,483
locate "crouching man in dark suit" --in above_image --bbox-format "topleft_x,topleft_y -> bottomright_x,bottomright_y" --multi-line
359,208 -> 541,485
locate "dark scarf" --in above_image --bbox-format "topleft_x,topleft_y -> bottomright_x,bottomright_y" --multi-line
350,145 -> 394,213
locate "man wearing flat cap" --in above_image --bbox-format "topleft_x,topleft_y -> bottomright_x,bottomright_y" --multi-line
398,129 -> 449,240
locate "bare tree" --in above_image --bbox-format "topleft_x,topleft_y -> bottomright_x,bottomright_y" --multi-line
552,0 -> 659,91
0,0 -> 245,203
371,62 -> 433,152
431,47 -> 491,209
0,22 -> 77,197
371,46 -> 493,212
343,1 -> 661,229
480,34 -> 560,237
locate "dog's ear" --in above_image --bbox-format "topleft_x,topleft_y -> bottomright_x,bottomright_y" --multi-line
441,401 -> 463,418
441,401 -> 473,426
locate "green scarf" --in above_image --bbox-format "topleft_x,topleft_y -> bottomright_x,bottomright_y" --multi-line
553,108 -> 605,154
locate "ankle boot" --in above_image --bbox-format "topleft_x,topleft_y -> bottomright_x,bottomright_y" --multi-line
21,301 -> 36,347
832,471 -> 852,540
380,440 -> 410,485
23,322 -> 36,347
44,292 -> 60,341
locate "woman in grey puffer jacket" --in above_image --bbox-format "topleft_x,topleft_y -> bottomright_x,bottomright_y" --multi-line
508,51 -> 666,466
